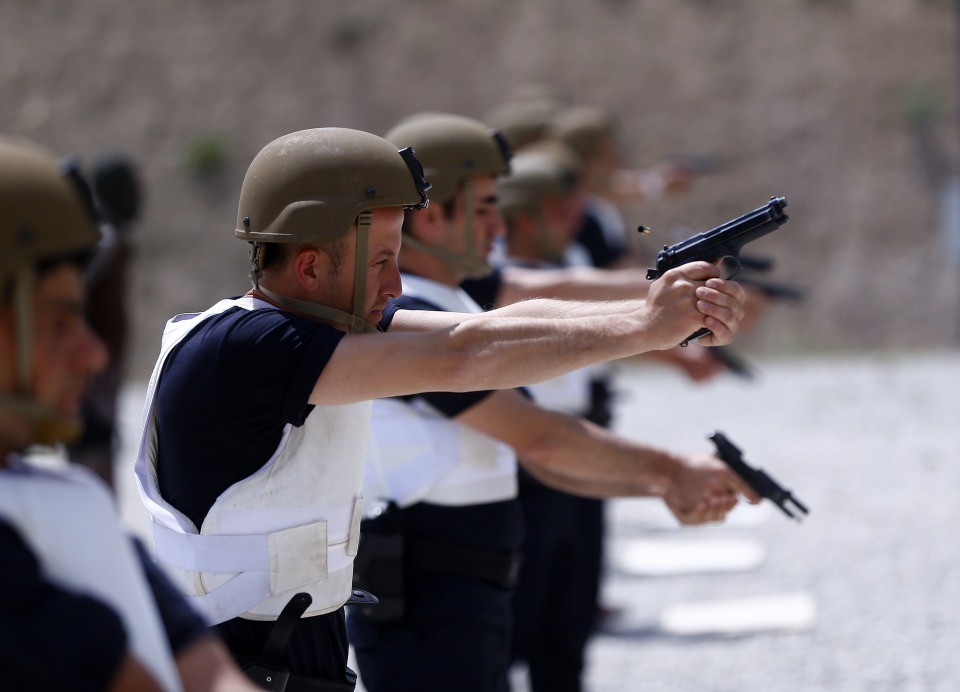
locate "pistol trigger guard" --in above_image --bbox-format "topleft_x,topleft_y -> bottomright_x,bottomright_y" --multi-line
720,255 -> 741,280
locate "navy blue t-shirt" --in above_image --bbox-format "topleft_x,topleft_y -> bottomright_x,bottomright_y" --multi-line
156,305 -> 344,530
575,206 -> 630,269
0,518 -> 208,691
155,302 -> 350,680
459,269 -> 504,312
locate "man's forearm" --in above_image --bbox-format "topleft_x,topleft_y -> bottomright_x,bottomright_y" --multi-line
389,296 -> 647,330
522,462 -> 657,499
486,296 -> 647,320
313,263 -> 740,405
315,308 -> 661,405
386,298 -> 665,392
458,391 -> 678,498
515,411 -> 678,497
423,312 -> 654,394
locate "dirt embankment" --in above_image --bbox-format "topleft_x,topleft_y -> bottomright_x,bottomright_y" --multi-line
2,0 -> 957,376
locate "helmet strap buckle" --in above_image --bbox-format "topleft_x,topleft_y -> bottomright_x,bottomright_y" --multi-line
249,242 -> 265,289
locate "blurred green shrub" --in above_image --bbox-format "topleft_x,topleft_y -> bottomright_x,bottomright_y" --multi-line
184,132 -> 232,179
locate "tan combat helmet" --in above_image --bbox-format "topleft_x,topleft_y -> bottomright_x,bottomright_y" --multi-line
483,97 -> 563,153
0,137 -> 100,443
235,127 -> 429,333
548,105 -> 622,195
497,143 -> 582,222
385,113 -> 511,278
547,104 -> 618,161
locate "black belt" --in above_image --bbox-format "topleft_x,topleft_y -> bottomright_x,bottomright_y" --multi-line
407,537 -> 523,589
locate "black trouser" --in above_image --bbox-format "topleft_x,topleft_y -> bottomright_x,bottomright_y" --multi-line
349,608 -> 511,692
215,608 -> 354,690
350,510 -> 520,692
510,476 -> 605,692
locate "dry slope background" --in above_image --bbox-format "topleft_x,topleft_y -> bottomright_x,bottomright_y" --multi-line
2,0 -> 959,377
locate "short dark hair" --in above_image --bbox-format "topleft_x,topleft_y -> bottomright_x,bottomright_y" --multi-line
259,243 -> 293,273
321,239 -> 346,276
260,240 -> 347,277
1,252 -> 91,307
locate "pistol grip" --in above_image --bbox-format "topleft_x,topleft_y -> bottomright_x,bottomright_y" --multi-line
680,327 -> 712,347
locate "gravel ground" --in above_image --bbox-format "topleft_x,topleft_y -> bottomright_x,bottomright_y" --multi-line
116,350 -> 960,692
575,351 -> 960,692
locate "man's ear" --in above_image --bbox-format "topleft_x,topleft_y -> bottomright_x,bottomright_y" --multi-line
406,202 -> 445,244
293,247 -> 325,290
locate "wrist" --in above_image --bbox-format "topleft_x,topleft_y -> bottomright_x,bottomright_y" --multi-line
640,450 -> 682,498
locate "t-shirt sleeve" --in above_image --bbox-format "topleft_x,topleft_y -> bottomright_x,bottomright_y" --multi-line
0,519 -> 128,691
379,302 -> 403,331
218,308 -> 346,428
460,269 -> 503,310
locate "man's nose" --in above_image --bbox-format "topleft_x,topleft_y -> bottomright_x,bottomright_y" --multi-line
384,261 -> 403,299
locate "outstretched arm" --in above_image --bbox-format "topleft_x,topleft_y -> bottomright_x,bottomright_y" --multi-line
456,389 -> 759,525
311,262 -> 744,405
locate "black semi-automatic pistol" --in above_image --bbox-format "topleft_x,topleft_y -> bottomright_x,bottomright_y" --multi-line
645,196 -> 790,346
709,431 -> 809,522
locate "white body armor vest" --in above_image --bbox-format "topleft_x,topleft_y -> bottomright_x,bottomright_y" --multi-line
0,459 -> 182,692
364,275 -> 517,509
526,367 -> 593,415
135,297 -> 366,625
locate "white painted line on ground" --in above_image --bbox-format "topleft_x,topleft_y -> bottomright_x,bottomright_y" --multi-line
611,536 -> 767,576
659,592 -> 816,636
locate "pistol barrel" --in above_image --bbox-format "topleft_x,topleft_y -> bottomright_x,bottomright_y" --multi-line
646,196 -> 789,280
708,431 -> 809,523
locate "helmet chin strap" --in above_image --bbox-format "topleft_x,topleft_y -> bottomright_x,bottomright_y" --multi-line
401,177 -> 493,280
13,268 -> 34,392
0,267 -> 83,448
0,392 -> 82,448
251,213 -> 380,335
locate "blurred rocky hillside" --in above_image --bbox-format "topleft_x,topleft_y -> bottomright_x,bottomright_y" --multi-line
2,0 -> 958,376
